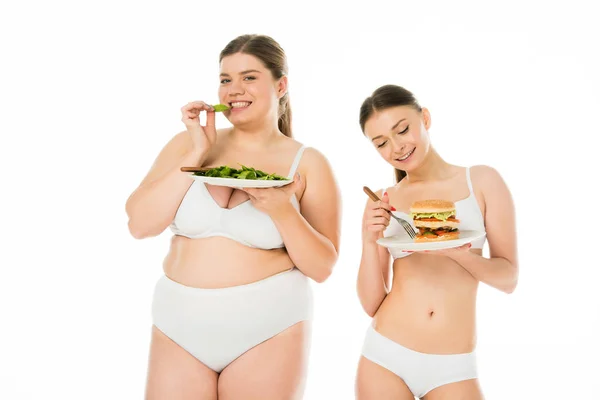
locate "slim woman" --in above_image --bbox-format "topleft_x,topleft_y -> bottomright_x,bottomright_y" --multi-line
355,84 -> 518,399
126,34 -> 341,400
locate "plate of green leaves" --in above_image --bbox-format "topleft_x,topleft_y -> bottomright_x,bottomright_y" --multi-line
181,165 -> 293,188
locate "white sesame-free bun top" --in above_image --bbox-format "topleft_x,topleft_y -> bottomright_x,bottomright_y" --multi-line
410,199 -> 456,213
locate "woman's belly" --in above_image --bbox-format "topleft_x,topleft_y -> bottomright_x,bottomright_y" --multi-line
162,235 -> 295,288
373,253 -> 479,354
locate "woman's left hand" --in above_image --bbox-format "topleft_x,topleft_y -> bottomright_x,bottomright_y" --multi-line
241,173 -> 302,217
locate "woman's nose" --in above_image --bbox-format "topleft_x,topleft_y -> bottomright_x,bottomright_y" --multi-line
228,79 -> 244,95
391,138 -> 406,154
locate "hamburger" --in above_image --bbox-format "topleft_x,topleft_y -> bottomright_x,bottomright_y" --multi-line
410,200 -> 460,242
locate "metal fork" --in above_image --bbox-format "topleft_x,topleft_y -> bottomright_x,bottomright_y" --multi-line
363,186 -> 417,239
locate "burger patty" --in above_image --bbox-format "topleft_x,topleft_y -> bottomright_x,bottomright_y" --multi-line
417,226 -> 458,235
415,229 -> 460,241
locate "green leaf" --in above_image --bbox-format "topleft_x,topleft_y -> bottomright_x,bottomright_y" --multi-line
212,104 -> 230,112
411,211 -> 455,220
194,164 -> 288,180
219,166 -> 232,177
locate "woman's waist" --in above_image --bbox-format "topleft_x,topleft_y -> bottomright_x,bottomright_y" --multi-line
373,290 -> 477,353
163,236 -> 294,288
153,267 -> 313,321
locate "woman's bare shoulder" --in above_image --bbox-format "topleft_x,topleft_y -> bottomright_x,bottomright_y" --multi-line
162,128 -> 230,155
469,165 -> 507,187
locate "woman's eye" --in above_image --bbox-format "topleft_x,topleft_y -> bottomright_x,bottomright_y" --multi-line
244,76 -> 256,81
220,79 -> 230,84
377,141 -> 387,148
398,126 -> 409,135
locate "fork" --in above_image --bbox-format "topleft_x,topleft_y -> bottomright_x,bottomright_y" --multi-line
362,186 -> 417,239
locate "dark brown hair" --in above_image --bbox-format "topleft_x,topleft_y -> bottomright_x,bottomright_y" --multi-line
359,84 -> 423,183
219,34 -> 292,137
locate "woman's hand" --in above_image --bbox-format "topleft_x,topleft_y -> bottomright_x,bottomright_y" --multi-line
241,173 -> 303,218
363,192 -> 393,243
180,101 -> 217,153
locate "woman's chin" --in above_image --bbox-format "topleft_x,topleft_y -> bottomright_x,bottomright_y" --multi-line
227,111 -> 262,127
227,115 -> 250,126
390,159 -> 415,171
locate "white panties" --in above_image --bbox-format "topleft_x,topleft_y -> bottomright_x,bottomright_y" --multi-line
361,325 -> 478,397
152,267 -> 313,372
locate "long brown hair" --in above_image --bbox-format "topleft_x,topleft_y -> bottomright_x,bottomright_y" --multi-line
219,34 -> 292,137
359,84 -> 423,183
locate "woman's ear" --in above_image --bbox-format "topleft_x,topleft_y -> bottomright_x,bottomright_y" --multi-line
277,76 -> 288,99
422,107 -> 432,130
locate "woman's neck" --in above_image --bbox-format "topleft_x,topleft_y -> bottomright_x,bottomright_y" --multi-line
229,119 -> 283,150
405,147 -> 452,183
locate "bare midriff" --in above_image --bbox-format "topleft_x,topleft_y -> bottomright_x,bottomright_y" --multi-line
373,251 -> 480,354
163,235 -> 295,288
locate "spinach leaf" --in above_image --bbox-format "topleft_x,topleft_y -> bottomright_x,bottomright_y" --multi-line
212,104 -> 230,112
193,164 -> 287,180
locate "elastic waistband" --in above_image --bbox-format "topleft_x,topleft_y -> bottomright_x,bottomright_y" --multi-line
367,325 -> 476,358
157,267 -> 306,297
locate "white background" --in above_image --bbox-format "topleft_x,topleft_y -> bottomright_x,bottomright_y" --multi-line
1,1 -> 598,399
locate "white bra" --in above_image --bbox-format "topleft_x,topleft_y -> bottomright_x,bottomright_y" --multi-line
384,167 -> 487,259
169,146 -> 306,250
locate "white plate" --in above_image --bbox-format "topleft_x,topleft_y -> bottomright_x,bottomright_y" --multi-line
377,230 -> 486,255
189,174 -> 293,188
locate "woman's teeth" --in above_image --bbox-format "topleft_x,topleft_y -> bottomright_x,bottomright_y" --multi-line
230,101 -> 251,108
397,148 -> 415,161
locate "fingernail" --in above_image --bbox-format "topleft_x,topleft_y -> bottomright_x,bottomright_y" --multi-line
391,206 -> 397,211
383,192 -> 388,197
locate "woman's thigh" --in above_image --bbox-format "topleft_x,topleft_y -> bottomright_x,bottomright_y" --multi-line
145,326 -> 218,400
217,321 -> 311,400
356,356 -> 415,400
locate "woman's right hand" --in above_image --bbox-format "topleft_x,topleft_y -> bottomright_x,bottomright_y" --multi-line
363,192 -> 393,243
180,101 -> 217,152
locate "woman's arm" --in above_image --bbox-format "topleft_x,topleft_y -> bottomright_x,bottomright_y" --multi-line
446,165 -> 519,293
269,148 -> 341,283
357,191 -> 392,317
125,131 -> 209,239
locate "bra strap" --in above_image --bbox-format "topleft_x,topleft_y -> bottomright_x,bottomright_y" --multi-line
466,167 -> 474,194
287,145 -> 306,178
